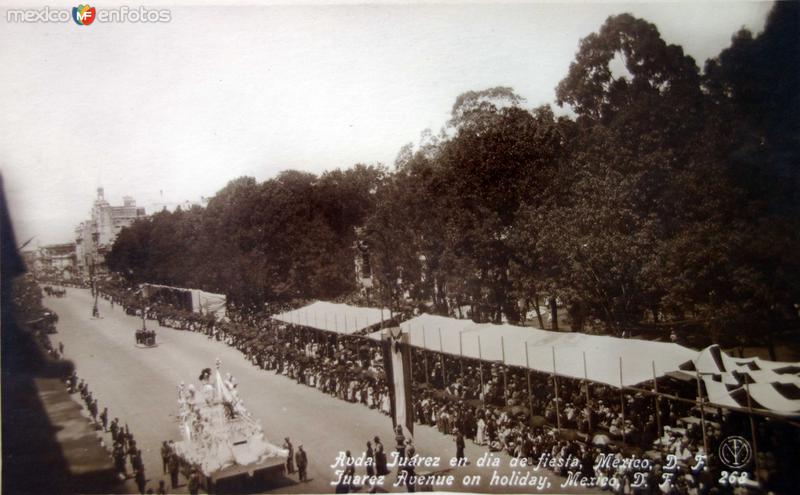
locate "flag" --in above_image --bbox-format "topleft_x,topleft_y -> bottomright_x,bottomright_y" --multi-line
382,328 -> 414,438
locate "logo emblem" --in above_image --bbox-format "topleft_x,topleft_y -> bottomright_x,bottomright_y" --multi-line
72,4 -> 96,25
719,436 -> 752,469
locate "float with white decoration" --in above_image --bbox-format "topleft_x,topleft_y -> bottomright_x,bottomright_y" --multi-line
171,359 -> 288,494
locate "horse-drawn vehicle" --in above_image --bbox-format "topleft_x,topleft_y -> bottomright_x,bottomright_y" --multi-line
28,310 -> 59,334
135,305 -> 157,347
135,329 -> 157,347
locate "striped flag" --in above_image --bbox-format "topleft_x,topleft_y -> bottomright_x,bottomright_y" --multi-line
681,344 -> 800,414
382,329 -> 414,438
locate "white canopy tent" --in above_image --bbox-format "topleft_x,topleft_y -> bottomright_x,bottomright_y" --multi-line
368,314 -> 800,415
271,301 -> 390,335
142,283 -> 227,319
191,290 -> 227,319
369,314 -> 695,388
378,313 -> 485,355
464,323 -> 696,388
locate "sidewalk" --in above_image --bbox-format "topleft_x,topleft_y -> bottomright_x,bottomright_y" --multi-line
34,377 -> 124,493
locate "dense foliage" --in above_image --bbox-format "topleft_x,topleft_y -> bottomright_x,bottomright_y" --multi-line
108,166 -> 385,307
107,4 -> 799,355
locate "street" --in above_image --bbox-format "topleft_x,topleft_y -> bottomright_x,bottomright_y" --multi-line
46,288 -> 594,494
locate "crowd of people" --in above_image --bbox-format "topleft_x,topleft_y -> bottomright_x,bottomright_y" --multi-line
42,285 -> 66,297
66,352 -> 204,494
14,279 -> 197,495
89,283 -> 793,493
65,360 -> 157,493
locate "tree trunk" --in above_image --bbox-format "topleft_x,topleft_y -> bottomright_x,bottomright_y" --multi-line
767,328 -> 777,361
568,301 -> 585,332
534,294 -> 545,329
550,297 -> 559,331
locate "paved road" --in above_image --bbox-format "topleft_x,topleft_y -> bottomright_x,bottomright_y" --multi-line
46,288 -> 595,494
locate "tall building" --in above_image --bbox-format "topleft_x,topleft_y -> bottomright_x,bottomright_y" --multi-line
75,188 -> 146,279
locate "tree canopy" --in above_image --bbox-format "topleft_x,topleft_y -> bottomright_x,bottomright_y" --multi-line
107,3 -> 799,355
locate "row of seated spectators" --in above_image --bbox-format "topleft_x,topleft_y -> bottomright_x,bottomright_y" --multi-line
96,285 -> 795,493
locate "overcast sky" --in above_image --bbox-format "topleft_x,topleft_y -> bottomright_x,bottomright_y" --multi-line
0,1 -> 774,246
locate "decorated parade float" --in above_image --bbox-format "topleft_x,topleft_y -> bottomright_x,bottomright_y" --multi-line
173,360 -> 288,494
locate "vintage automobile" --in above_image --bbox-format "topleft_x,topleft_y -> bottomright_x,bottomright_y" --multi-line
28,310 -> 59,334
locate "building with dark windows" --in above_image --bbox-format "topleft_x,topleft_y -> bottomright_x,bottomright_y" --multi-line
74,188 -> 146,280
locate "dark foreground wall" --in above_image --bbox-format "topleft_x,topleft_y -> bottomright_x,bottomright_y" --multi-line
1,175 -> 122,495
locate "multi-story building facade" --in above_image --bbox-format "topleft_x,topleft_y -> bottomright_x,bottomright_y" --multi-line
21,244 -> 78,281
74,188 -> 146,279
38,243 -> 77,280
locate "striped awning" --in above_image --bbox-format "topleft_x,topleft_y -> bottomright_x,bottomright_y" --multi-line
681,345 -> 800,416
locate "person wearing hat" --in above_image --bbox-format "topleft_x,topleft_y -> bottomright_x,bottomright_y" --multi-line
403,439 -> 417,492
296,442 -> 308,482
283,437 -> 295,474
343,450 -> 357,491
188,468 -> 200,495
160,441 -> 171,474
100,407 -> 109,432
168,450 -> 180,489
394,424 -> 406,470
134,466 -> 146,495
365,441 -> 375,478
113,443 -> 127,479
110,417 -> 120,443
454,428 -> 466,464
374,436 -> 388,476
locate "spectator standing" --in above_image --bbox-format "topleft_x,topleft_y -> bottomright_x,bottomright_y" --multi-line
283,437 -> 295,474
296,443 -> 308,482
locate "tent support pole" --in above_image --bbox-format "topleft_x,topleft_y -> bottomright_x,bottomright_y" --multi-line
439,328 -> 446,387
583,351 -> 591,433
695,370 -> 709,455
619,357 -> 626,444
501,336 -> 507,406
423,327 -> 429,385
745,380 -> 761,482
652,361 -> 663,438
409,346 -> 415,385
459,333 -> 464,377
503,365 -> 508,408
552,347 -> 561,433
479,336 -> 484,405
526,343 -> 533,420
440,353 -> 446,388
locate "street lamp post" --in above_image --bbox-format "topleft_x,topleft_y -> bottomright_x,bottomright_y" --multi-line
89,256 -> 100,318
141,295 -> 147,331
90,231 -> 100,318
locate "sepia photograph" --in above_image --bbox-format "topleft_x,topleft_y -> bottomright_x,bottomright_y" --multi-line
1,1 -> 798,494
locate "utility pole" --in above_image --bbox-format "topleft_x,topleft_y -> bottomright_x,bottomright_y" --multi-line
90,256 -> 99,318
